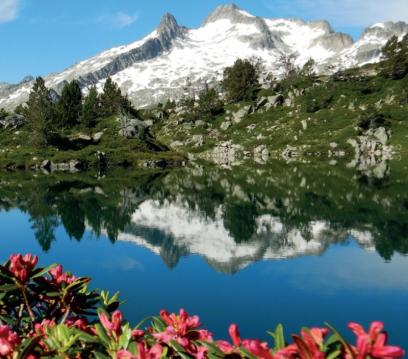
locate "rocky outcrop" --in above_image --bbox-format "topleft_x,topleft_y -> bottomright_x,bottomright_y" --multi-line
347,127 -> 394,178
207,141 -> 243,166
0,114 -> 25,129
118,117 -> 147,139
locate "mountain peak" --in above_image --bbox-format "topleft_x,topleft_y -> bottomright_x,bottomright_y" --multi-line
157,13 -> 185,38
203,3 -> 254,25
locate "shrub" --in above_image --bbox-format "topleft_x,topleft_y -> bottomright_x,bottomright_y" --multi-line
222,59 -> 259,102
0,253 -> 404,358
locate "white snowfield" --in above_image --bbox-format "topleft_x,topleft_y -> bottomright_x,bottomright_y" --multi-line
113,199 -> 376,273
1,4 -> 408,109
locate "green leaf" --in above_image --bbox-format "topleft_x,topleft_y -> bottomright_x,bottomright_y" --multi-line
31,263 -> 58,279
239,347 -> 258,359
16,337 -> 41,359
325,322 -> 356,359
199,341 -> 224,356
93,351 -> 110,359
169,340 -> 192,359
0,283 -> 18,292
268,323 -> 285,350
94,323 -> 111,346
327,350 -> 342,359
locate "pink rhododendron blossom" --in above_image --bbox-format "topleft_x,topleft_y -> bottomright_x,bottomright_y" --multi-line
131,329 -> 145,339
9,254 -> 38,283
348,321 -> 405,358
219,324 -> 274,359
99,310 -> 123,337
137,343 -> 163,359
116,350 -> 136,359
154,309 -> 212,358
0,325 -> 20,356
49,265 -> 77,285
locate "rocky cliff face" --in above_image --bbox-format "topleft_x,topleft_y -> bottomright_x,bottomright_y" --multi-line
1,4 -> 407,109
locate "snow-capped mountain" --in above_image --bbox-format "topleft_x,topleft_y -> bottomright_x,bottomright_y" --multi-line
1,4 -> 408,109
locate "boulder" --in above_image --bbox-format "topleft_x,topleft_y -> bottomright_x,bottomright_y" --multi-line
220,121 -> 231,131
232,105 -> 252,124
267,94 -> 284,108
0,114 -> 25,129
118,118 -> 147,139
255,97 -> 268,111
77,134 -> 92,142
93,132 -> 104,142
191,135 -> 204,147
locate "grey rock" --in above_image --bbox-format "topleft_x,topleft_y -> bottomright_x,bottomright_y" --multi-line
118,117 -> 147,139
232,105 -> 251,124
93,131 -> 104,142
0,114 -> 25,129
267,94 -> 284,108
220,121 -> 231,130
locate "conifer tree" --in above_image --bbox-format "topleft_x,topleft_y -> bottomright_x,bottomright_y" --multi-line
80,86 -> 100,128
222,59 -> 259,102
198,84 -> 223,118
57,80 -> 82,127
381,34 -> 408,80
100,77 -> 122,117
26,77 -> 55,147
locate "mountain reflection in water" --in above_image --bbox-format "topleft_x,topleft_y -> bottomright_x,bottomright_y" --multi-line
0,161 -> 407,274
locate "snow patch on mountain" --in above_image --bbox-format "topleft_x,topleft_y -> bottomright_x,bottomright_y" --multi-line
0,4 -> 407,109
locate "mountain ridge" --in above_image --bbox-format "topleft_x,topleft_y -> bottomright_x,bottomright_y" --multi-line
1,3 -> 408,110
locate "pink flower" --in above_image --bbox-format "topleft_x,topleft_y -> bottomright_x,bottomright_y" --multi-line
0,325 -> 20,356
154,309 -> 212,358
155,309 -> 212,342
349,322 -> 405,359
160,309 -> 201,335
49,265 -> 77,285
116,350 -> 136,359
242,339 -> 275,359
9,254 -> 38,284
295,327 -> 328,357
66,318 -> 92,334
99,310 -> 123,337
131,329 -> 145,339
229,323 -> 241,346
219,324 -> 274,359
137,343 -> 163,359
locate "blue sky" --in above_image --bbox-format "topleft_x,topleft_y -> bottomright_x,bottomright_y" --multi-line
1,0 -> 408,83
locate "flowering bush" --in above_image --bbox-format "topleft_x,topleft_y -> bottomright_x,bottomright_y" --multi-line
0,254 -> 405,359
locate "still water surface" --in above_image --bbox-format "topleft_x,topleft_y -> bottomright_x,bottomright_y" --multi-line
0,162 -> 407,346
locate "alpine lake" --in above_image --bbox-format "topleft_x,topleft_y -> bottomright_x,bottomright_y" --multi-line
1,158 -> 408,347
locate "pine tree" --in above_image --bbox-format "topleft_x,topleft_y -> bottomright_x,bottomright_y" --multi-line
80,86 -> 100,128
26,77 -> 55,147
100,77 -> 122,117
57,80 -> 82,127
198,84 -> 223,118
381,35 -> 408,80
222,59 -> 259,102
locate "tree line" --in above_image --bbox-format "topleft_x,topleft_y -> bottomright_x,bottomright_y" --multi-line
16,77 -> 136,147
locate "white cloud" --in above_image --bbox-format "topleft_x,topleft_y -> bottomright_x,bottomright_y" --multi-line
115,12 -> 138,28
265,0 -> 408,27
96,11 -> 139,28
0,0 -> 20,23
